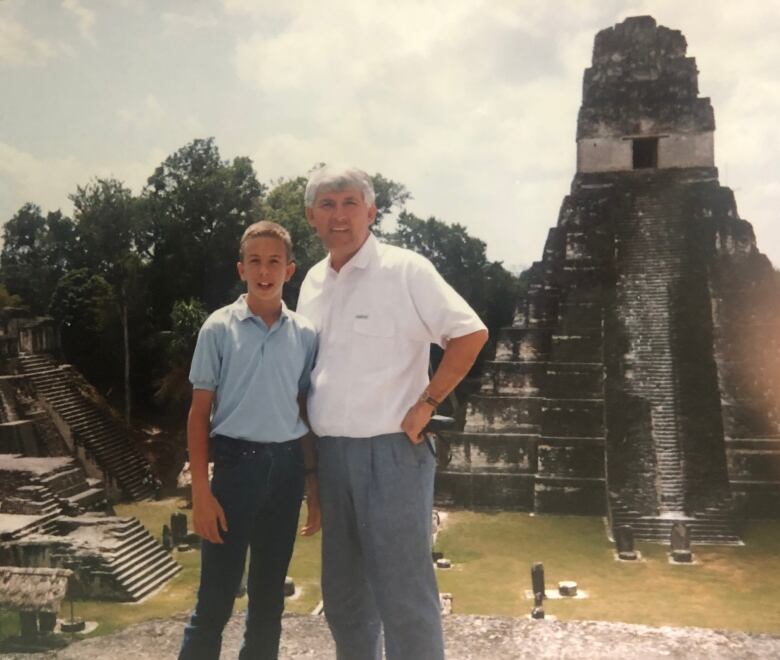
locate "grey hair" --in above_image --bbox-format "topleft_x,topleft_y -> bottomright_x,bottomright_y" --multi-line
304,166 -> 376,208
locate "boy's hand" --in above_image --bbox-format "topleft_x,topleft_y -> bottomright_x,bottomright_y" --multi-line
300,474 -> 321,536
192,486 -> 228,544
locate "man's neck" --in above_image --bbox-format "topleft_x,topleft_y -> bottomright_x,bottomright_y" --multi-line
245,294 -> 283,327
330,234 -> 371,273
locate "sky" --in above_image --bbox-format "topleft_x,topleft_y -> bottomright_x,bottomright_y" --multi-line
1,0 -> 778,273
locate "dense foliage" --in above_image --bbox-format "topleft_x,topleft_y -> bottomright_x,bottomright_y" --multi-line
0,138 -> 520,420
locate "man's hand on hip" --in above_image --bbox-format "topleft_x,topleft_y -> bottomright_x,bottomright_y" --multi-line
401,400 -> 435,444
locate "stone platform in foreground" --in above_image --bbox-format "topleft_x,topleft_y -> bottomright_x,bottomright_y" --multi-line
5,613 -> 779,659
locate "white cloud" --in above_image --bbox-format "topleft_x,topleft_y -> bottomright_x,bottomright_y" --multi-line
229,1 -> 591,263
0,141 -> 168,222
0,142 -> 86,216
0,17 -> 57,67
62,0 -> 97,44
2,0 -> 779,270
162,10 -> 221,34
117,94 -> 167,131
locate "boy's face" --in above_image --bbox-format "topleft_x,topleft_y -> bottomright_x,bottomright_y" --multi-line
237,236 -> 295,304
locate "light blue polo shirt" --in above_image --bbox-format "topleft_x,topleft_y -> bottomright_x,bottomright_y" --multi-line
189,295 -> 318,443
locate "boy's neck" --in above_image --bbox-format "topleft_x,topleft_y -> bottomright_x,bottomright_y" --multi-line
245,293 -> 283,327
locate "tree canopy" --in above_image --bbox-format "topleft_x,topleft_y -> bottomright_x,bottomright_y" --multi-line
0,138 -> 519,418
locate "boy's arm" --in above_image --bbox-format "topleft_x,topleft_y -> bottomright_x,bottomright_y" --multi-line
189,388 -> 228,544
298,394 -> 321,536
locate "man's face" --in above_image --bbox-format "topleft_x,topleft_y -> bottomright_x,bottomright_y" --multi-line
305,187 -> 377,266
237,236 -> 295,304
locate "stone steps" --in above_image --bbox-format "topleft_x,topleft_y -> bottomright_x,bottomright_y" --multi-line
106,519 -> 182,600
610,190 -> 690,512
17,353 -> 156,502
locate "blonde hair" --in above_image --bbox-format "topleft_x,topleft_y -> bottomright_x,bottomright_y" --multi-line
239,221 -> 293,262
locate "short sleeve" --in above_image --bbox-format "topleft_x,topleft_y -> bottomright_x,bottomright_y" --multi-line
407,256 -> 487,348
297,330 -> 318,394
189,318 -> 223,391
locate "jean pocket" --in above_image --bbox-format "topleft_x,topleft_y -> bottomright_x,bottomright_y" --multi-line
392,434 -> 433,469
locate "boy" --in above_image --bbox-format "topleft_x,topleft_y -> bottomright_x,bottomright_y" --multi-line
178,221 -> 320,660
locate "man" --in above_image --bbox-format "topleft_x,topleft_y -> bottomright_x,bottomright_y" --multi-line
298,167 -> 488,660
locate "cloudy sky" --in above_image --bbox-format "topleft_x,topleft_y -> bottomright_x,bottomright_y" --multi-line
1,0 -> 778,271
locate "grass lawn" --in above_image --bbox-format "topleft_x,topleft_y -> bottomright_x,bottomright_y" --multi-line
2,499 -> 778,640
434,510 -> 780,634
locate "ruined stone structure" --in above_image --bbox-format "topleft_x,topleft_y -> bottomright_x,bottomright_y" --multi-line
436,16 -> 780,542
0,309 -> 157,501
0,312 -> 180,600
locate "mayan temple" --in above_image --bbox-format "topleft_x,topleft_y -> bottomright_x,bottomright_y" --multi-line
436,16 -> 780,542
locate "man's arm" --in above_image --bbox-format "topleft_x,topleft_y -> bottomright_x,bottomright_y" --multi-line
298,394 -> 321,536
188,388 -> 228,543
401,328 -> 489,443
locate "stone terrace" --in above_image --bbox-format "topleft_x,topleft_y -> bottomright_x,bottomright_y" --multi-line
6,614 -> 780,659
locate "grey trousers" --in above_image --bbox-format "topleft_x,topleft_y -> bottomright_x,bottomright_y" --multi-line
319,433 -> 445,660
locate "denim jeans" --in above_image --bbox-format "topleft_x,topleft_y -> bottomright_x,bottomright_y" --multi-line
319,433 -> 444,660
178,436 -> 304,660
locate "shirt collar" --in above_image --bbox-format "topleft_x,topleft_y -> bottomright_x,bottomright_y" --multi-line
232,294 -> 290,325
326,232 -> 378,275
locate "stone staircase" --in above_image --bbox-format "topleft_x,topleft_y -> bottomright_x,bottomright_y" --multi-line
0,456 -> 106,520
606,177 -> 739,542
16,353 -> 156,501
38,463 -> 107,514
610,505 -> 741,544
46,516 -> 182,601
613,188 -> 688,513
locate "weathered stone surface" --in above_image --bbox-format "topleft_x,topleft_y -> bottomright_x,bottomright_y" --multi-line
558,581 -> 578,597
8,613 -> 780,660
436,15 -> 780,533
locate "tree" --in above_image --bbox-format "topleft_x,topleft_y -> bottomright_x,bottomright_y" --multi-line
48,268 -> 116,385
70,178 -> 142,426
141,138 -> 266,316
0,283 -> 22,309
371,173 -> 411,225
0,203 -> 77,313
260,176 -> 325,307
388,211 -> 519,355
154,298 -> 208,408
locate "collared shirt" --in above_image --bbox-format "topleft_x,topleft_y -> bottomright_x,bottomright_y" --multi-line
189,295 -> 318,443
297,233 -> 486,438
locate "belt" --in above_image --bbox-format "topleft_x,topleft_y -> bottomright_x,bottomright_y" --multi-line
212,434 -> 298,458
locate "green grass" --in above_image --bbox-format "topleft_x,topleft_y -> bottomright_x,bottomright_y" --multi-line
0,497 -> 323,640
3,501 -> 778,640
434,510 -> 780,634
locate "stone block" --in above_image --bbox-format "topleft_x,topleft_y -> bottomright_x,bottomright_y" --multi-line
544,365 -> 603,398
464,397 -> 541,433
471,473 -> 535,508
541,400 -> 604,438
534,477 -> 606,514
537,442 -> 605,478
550,334 -> 603,362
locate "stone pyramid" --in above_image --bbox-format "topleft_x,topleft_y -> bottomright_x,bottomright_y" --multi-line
436,16 -> 780,542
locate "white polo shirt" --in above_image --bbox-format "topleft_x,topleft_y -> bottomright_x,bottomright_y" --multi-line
297,233 -> 487,438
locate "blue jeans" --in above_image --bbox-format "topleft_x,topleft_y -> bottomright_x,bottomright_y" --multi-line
319,433 -> 444,660
179,436 -> 304,660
